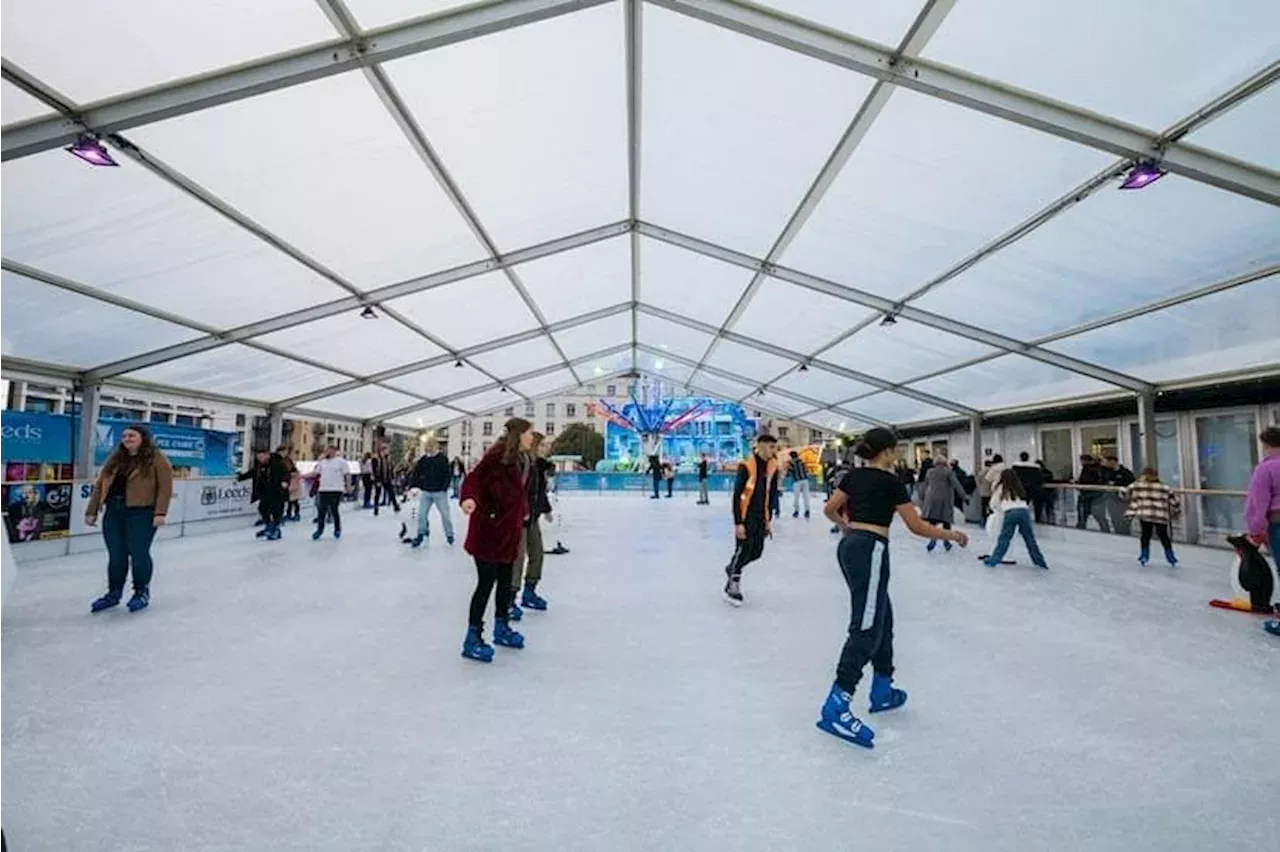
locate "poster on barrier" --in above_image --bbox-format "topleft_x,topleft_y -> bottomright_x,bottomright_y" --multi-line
70,479 -> 185,536
181,479 -> 255,522
2,482 -> 73,542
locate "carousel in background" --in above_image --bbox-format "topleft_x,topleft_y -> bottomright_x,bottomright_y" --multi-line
587,378 -> 758,471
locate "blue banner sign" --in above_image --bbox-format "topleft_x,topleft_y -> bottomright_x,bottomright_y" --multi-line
553,472 -> 740,492
1,412 -> 239,476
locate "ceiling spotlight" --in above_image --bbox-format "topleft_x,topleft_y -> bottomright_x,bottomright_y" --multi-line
1119,161 -> 1166,191
66,134 -> 118,167
798,363 -> 809,372
454,360 -> 464,368
360,306 -> 377,319
500,386 -> 508,393
879,313 -> 897,327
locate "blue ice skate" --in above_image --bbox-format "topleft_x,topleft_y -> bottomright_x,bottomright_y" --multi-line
461,625 -> 494,663
312,528 -> 323,541
265,524 -> 282,541
816,682 -> 874,748
521,583 -> 548,611
410,535 -> 424,549
334,530 -> 341,540
90,591 -> 121,613
508,602 -> 523,621
127,589 -> 150,613
1138,545 -> 1149,566
1164,548 -> 1178,567
255,527 -> 270,538
493,619 -> 525,649
1264,619 -> 1280,637
867,673 -> 907,714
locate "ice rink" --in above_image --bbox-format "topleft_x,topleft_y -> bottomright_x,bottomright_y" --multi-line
3,493 -> 1278,852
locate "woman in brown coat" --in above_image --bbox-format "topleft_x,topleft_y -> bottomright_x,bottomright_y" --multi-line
84,424 -> 173,613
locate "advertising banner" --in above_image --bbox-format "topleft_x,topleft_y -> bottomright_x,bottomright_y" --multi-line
182,479 -> 255,522
0,413 -> 74,463
69,479 -> 185,536
2,481 -> 73,542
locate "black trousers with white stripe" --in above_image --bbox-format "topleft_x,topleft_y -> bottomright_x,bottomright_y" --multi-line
835,529 -> 894,694
726,522 -> 767,579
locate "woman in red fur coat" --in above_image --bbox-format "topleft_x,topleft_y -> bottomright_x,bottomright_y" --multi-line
458,418 -> 534,662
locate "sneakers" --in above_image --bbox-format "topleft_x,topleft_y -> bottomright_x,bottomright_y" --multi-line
493,619 -> 525,649
867,673 -> 908,714
723,567 -> 744,607
521,583 -> 548,611
90,591 -> 121,613
126,589 -> 150,613
461,625 -> 494,663
816,682 -> 875,748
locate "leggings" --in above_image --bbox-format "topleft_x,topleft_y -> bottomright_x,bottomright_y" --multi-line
1139,521 -> 1172,552
471,559 -> 515,629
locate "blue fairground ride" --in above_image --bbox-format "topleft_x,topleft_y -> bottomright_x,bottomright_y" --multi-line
590,380 -> 758,472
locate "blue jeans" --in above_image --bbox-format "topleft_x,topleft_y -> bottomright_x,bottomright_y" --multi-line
1269,522 -> 1280,571
103,497 -> 156,593
418,490 -> 454,540
450,475 -> 461,498
986,507 -> 1047,567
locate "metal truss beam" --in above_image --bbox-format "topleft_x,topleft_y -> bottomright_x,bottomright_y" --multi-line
368,343 -> 632,422
635,221 -> 1154,393
764,60 -> 1280,394
648,0 -> 1280,206
625,0 -> 643,371
636,302 -> 975,415
687,0 -> 955,383
635,343 -> 892,428
1,0 -> 613,160
82,220 -> 629,381
273,301 -> 633,410
317,0 -> 582,388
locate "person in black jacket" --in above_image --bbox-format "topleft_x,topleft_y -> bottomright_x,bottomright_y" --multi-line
1076,455 -> 1111,532
372,446 -> 400,516
513,433 -> 555,615
237,448 -> 289,540
724,435 -> 779,607
697,454 -> 711,505
1102,455 -> 1135,535
407,436 -> 453,547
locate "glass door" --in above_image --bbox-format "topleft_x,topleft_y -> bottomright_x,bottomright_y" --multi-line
1194,411 -> 1258,537
1129,420 -> 1181,486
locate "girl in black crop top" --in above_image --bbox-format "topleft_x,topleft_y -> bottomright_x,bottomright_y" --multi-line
815,429 -> 967,750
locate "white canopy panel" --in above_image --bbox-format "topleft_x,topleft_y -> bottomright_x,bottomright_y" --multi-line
2,0 -> 1276,430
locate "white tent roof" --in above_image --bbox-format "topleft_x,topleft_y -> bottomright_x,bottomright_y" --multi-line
3,0 -> 1278,433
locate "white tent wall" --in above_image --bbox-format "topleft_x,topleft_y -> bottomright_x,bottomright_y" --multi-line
2,0 -> 1278,433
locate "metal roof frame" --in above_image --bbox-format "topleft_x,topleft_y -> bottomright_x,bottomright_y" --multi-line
2,0 -> 1275,433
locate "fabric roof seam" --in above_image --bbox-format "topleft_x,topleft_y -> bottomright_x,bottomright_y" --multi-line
633,221 -> 1154,393
685,0 -> 955,385
768,59 -> 1280,392
317,1 -> 584,388
625,0 -> 643,371
634,301 -> 976,416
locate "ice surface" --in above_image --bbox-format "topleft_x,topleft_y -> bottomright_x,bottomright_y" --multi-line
3,495 -> 1278,852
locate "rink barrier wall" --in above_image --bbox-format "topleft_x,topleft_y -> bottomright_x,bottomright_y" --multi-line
4,477 -> 322,564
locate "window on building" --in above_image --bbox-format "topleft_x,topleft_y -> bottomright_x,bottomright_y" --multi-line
66,401 -> 82,417
811,430 -> 824,442
22,397 -> 57,413
504,407 -> 515,417
235,413 -> 246,427
524,402 -> 535,417
565,403 -> 577,417
585,384 -> 596,394
150,411 -> 171,424
606,384 -> 617,396
482,421 -> 493,436
777,426 -> 788,438
175,414 -> 196,427
546,422 -> 556,436
101,406 -> 144,421
546,402 -> 556,417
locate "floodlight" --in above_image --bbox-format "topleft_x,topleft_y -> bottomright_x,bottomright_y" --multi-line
66,135 -> 118,167
1119,162 -> 1166,190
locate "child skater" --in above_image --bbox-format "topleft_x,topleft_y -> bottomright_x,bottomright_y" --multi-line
1120,467 -> 1180,566
819,428 -> 968,749
983,469 -> 1049,569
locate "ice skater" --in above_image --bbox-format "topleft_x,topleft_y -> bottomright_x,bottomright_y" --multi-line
818,428 -> 968,748
787,450 -> 810,519
83,425 -> 174,614
406,436 -> 454,547
723,434 -> 779,606
513,433 -> 554,617
1119,468 -> 1180,566
982,469 -> 1048,569
311,445 -> 350,540
917,451 -> 965,553
459,418 -> 533,662
696,454 -> 711,505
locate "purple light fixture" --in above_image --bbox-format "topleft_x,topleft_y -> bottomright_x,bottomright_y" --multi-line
1119,161 -> 1166,190
65,134 -> 118,167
